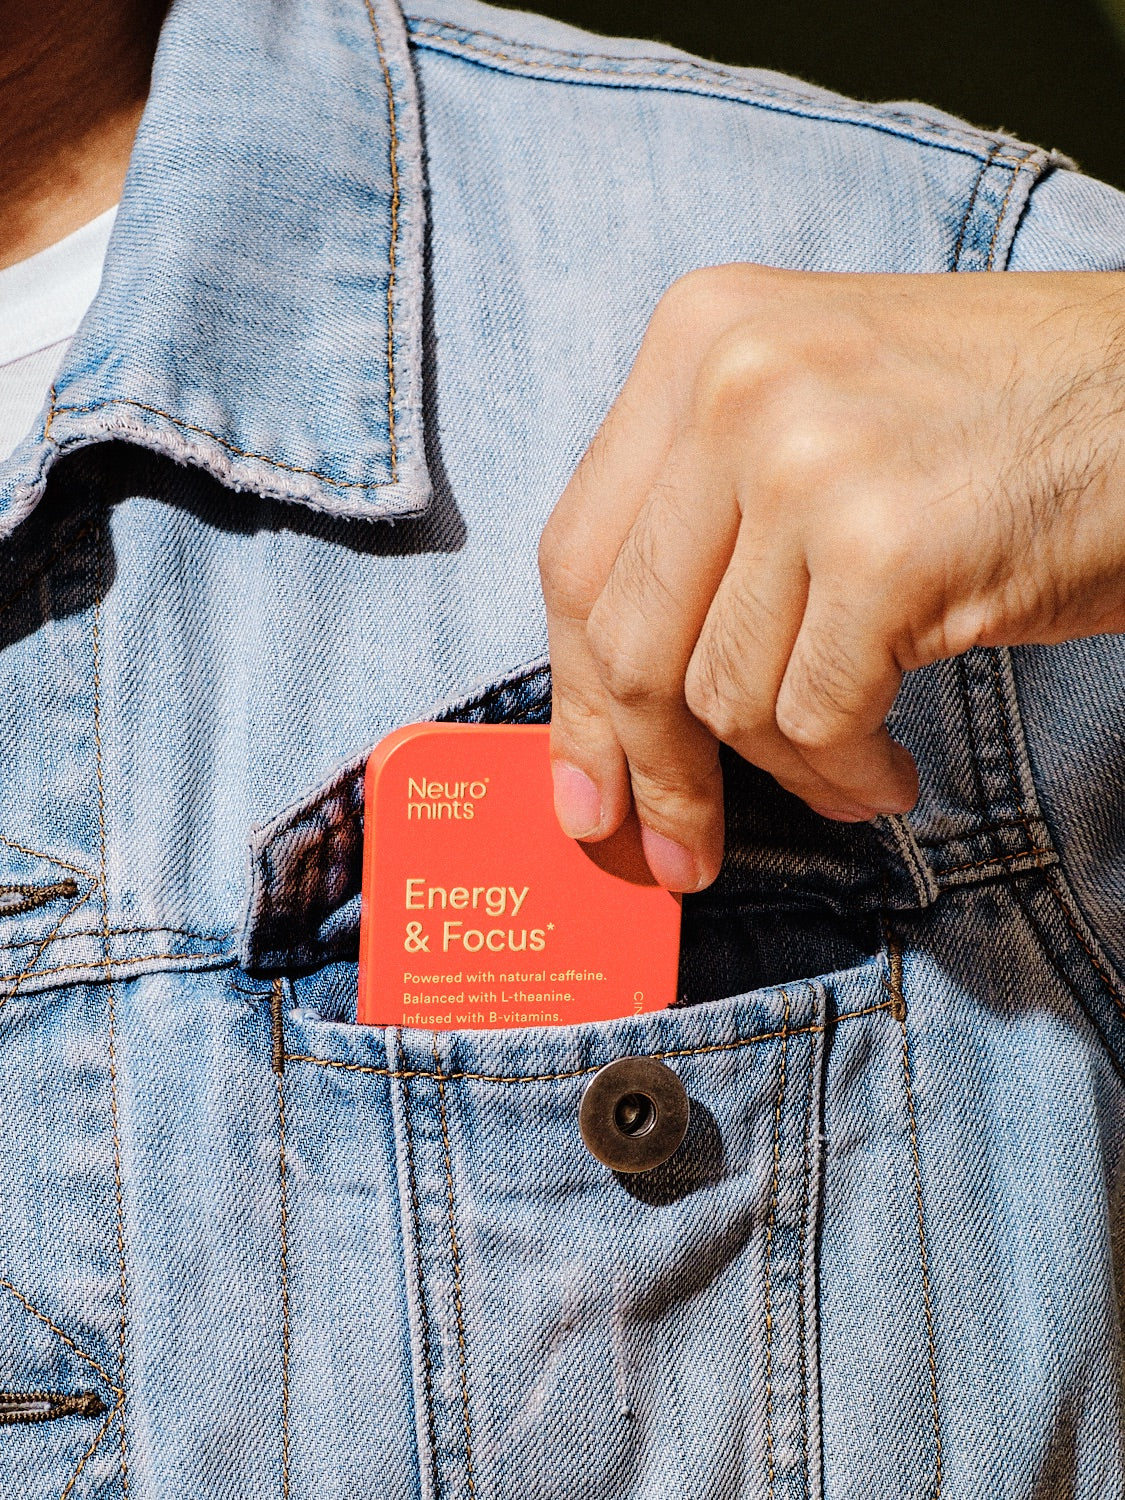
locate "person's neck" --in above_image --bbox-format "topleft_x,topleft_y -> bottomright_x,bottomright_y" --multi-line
0,0 -> 168,270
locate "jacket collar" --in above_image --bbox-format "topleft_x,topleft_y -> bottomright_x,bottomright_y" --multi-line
0,0 -> 429,537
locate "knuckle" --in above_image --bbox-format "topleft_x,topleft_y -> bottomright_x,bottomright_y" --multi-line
629,755 -> 722,826
684,630 -> 767,749
775,654 -> 856,753
538,521 -> 599,616
587,632 -> 659,710
692,327 -> 792,435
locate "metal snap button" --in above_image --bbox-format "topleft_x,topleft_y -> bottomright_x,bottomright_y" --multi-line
579,1056 -> 690,1173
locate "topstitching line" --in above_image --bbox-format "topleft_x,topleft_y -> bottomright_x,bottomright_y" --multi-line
407,18 -> 1039,164
283,998 -> 893,1082
48,398 -> 396,493
363,0 -> 401,481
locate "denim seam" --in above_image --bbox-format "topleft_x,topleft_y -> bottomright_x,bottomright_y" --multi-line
398,1032 -> 440,1500
954,655 -> 1005,863
762,989 -> 791,1500
0,948 -> 235,985
363,0 -> 401,481
0,832 -> 90,878
796,1036 -> 815,1500
0,924 -> 230,955
282,999 -> 894,1081
986,650 -> 1041,848
0,883 -> 95,1015
59,1398 -> 124,1500
895,982 -> 942,1498
1043,869 -> 1125,1025
938,848 -> 1054,877
407,19 -> 1037,163
270,979 -> 286,1077
986,150 -> 1041,269
92,512 -> 129,1495
47,397 -> 398,493
950,144 -> 1001,269
431,1033 -> 478,1500
0,1275 -> 120,1394
276,1063 -> 291,1500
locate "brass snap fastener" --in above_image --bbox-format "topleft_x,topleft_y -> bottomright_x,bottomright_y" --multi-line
579,1056 -> 690,1173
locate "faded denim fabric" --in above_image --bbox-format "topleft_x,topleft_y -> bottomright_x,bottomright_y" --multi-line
2,0 -> 1125,1496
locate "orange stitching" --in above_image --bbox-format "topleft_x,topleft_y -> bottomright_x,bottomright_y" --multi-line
951,144 -> 1000,268
1047,872 -> 1125,1023
284,1000 -> 895,1082
58,1396 -> 122,1500
986,651 -> 1044,866
939,847 -> 1053,877
277,1072 -> 291,1500
0,884 -> 95,1016
0,521 -> 96,625
0,832 -> 89,877
898,1006 -> 942,1497
93,515 -> 129,1495
795,1035 -> 815,1495
44,383 -> 57,442
0,923 -> 232,955
986,149 -> 1040,269
407,21 -> 1036,167
0,1276 -> 119,1394
432,1033 -> 478,1499
0,947 -> 234,984
364,0 -> 400,480
762,990 -> 791,1499
398,1033 -> 440,1496
49,399 -> 395,493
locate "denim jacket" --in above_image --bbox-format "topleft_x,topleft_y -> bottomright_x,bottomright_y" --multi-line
3,0 -> 1125,1495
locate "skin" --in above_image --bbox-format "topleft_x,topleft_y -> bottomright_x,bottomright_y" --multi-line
0,0 -> 167,270
540,263 -> 1125,890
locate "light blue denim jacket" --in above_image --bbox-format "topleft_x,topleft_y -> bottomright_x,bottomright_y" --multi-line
3,0 -> 1125,1495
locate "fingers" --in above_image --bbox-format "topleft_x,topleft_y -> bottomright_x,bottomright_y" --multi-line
583,437 -> 740,888
683,526 -> 890,821
540,294 -> 705,853
775,582 -> 918,813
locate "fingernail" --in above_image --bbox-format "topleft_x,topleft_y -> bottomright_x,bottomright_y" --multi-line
641,827 -> 702,891
552,761 -> 602,838
808,803 -> 878,823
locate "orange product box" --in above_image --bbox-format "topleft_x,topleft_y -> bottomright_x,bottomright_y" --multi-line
356,723 -> 681,1028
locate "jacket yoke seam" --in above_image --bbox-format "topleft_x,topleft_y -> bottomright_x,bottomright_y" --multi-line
407,18 -> 1041,165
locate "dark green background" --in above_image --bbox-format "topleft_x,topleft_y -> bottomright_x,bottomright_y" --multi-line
497,0 -> 1125,191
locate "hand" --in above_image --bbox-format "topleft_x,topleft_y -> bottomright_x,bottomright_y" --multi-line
538,264 -> 1125,890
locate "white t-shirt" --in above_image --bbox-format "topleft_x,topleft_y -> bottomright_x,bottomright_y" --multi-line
0,206 -> 117,463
